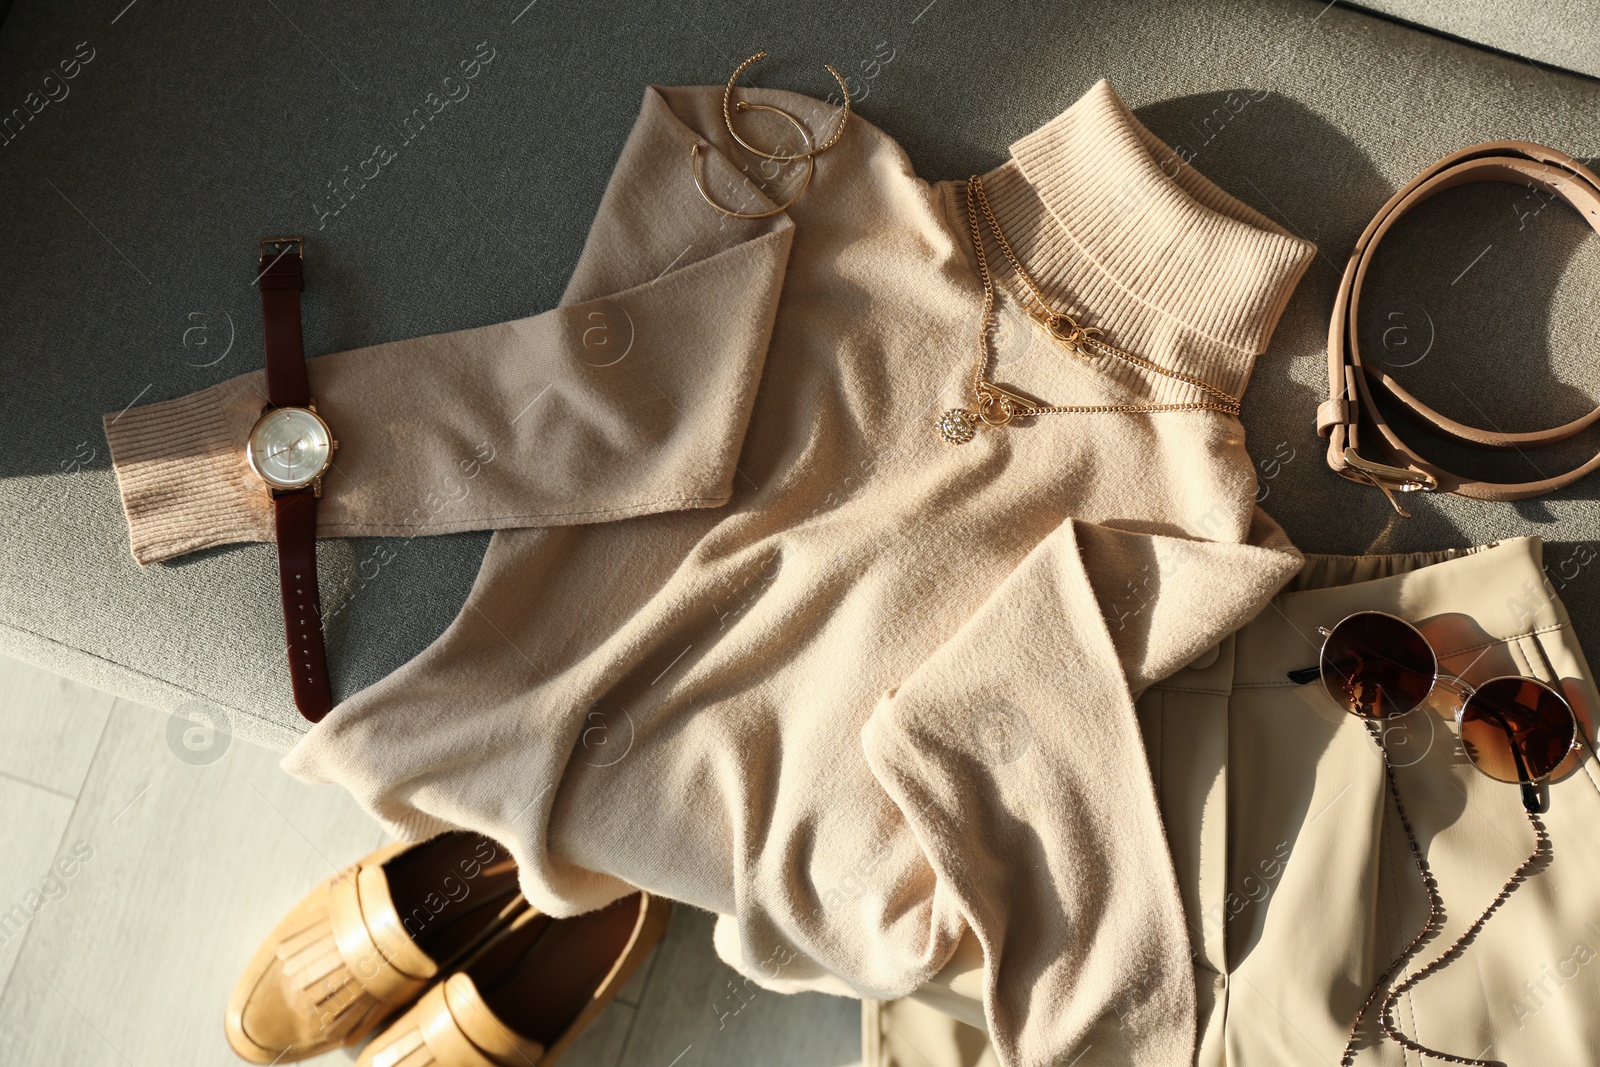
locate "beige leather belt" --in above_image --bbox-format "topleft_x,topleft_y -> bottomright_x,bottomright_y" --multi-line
1320,140 -> 1600,515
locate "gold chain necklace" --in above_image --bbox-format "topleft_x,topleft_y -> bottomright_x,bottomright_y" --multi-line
935,174 -> 1243,445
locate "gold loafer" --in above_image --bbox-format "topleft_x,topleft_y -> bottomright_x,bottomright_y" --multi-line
226,832 -> 526,1064
357,892 -> 671,1067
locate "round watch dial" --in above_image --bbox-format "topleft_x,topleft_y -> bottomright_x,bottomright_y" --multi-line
247,407 -> 333,489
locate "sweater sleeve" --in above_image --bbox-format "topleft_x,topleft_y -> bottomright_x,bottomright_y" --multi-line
103,87 -> 794,565
859,515 -> 1304,1067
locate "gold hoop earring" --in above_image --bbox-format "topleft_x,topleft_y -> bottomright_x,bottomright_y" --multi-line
722,50 -> 850,163
691,102 -> 816,220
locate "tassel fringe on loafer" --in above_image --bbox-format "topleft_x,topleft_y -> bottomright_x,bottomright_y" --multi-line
225,832 -> 527,1064
357,892 -> 671,1067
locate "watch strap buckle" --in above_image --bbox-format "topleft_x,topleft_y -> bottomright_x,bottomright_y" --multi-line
260,235 -> 305,259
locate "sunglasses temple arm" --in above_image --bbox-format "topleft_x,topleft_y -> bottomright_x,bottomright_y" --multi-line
1288,652 -> 1361,687
1520,781 -> 1541,814
1479,707 -> 1544,814
1286,664 -> 1322,685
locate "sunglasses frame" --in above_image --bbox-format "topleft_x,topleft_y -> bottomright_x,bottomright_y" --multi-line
1311,609 -> 1583,795
1301,612 -> 1575,1064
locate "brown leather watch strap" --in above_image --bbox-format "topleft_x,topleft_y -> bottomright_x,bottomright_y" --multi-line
258,236 -> 333,723
1322,141 -> 1600,512
274,489 -> 332,722
259,239 -> 311,409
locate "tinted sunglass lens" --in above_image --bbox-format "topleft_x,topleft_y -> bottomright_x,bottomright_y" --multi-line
1320,612 -> 1434,719
1460,678 -> 1576,784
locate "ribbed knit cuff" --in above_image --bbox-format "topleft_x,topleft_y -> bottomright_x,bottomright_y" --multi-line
102,374 -> 275,565
970,79 -> 1316,402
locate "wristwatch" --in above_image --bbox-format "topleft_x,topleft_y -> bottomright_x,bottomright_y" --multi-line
246,237 -> 337,723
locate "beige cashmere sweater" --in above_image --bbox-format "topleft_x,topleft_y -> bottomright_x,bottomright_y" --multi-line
104,81 -> 1314,1066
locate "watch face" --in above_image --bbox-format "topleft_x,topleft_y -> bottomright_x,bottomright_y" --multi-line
247,407 -> 333,489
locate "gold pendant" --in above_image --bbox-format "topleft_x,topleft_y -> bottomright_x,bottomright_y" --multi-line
936,408 -> 977,445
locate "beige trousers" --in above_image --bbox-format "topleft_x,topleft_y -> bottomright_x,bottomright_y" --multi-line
867,536 -> 1600,1066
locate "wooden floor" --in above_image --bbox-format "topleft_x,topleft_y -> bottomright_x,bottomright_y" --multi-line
0,654 -> 862,1067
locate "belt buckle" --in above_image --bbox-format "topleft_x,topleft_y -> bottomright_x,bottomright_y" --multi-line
1342,447 -> 1438,518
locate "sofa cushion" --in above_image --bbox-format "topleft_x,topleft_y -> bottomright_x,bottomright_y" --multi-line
1352,0 -> 1600,79
1,0 -> 1597,747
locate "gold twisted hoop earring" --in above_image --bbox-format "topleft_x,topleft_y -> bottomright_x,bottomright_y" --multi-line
691,102 -> 816,220
722,50 -> 850,163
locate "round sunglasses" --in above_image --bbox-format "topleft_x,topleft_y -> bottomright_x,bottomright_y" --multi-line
1288,610 -> 1583,1064
1288,610 -> 1581,813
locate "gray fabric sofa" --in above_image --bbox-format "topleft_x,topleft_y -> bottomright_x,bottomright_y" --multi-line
2,0 -> 1597,750
1356,0 -> 1600,78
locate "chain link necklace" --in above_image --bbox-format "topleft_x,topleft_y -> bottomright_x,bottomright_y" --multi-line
1340,719 -> 1550,1066
935,174 -> 1243,446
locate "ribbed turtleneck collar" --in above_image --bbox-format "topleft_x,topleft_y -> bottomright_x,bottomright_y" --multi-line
954,80 -> 1315,400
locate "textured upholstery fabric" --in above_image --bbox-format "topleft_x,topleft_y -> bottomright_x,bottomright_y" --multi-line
1351,0 -> 1600,79
2,0 -> 1599,748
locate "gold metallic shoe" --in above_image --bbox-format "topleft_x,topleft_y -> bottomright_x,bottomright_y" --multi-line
226,832 -> 526,1064
357,892 -> 671,1067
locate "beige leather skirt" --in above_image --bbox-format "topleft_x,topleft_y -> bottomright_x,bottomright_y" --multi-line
867,536 -> 1600,1067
